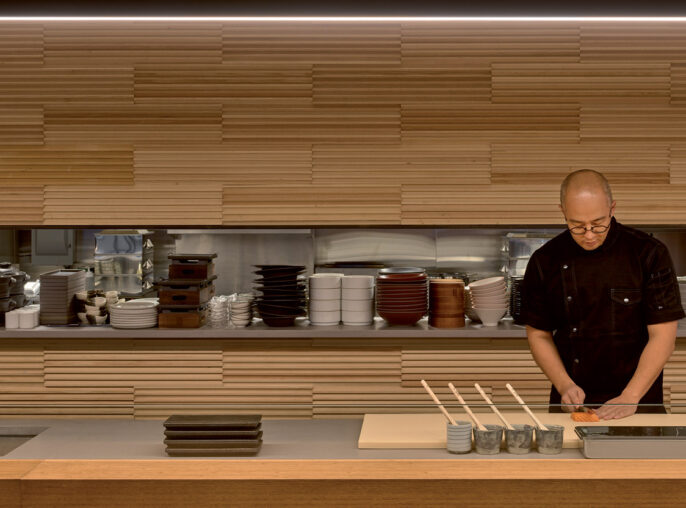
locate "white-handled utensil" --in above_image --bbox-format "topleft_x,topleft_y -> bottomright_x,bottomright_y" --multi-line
448,382 -> 487,431
474,383 -> 514,431
420,379 -> 457,426
505,383 -> 548,431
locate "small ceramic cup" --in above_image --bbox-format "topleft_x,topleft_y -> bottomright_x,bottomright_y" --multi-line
505,424 -> 533,454
446,420 -> 472,454
473,424 -> 503,455
535,424 -> 564,454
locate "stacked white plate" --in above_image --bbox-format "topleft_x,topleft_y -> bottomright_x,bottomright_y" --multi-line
308,273 -> 343,326
341,275 -> 375,325
230,293 -> 254,327
468,276 -> 508,326
110,300 -> 158,329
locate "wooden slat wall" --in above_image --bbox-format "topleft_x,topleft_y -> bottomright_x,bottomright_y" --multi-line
0,337 -> 683,418
0,21 -> 686,225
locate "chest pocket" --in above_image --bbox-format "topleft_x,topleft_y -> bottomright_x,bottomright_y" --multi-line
610,288 -> 642,333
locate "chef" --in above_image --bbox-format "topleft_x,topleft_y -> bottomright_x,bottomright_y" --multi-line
522,169 -> 685,419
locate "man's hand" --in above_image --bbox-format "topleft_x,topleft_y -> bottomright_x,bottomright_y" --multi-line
559,382 -> 585,413
595,392 -> 640,420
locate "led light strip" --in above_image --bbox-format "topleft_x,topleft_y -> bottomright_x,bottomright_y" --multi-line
0,16 -> 685,21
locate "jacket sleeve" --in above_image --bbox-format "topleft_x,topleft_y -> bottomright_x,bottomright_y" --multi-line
643,242 -> 686,325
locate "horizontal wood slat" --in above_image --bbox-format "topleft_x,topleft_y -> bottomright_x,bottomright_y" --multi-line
313,65 -> 491,105
222,22 -> 401,64
135,147 -> 312,185
0,337 -> 684,417
44,22 -> 223,65
312,142 -> 490,186
0,147 -> 134,186
491,143 -> 670,185
492,63 -> 670,104
0,21 -> 685,225
135,64 -> 312,104
0,24 -> 43,66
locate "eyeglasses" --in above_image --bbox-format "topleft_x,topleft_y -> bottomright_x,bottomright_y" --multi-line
567,216 -> 611,235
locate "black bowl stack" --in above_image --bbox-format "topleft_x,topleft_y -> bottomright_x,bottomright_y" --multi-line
163,414 -> 263,457
253,265 -> 307,327
509,276 -> 524,325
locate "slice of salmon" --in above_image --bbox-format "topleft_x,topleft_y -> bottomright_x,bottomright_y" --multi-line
571,409 -> 600,422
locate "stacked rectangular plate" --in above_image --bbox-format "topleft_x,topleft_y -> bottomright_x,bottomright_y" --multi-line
39,270 -> 86,325
163,414 -> 263,456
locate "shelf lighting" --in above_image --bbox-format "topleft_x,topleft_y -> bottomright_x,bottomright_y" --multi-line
1,16 -> 686,21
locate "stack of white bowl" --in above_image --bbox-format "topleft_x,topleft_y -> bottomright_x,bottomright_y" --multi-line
308,273 -> 344,326
209,295 -> 229,328
341,275 -> 375,325
229,293 -> 254,327
468,276 -> 508,326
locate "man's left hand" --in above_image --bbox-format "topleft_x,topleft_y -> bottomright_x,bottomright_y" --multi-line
594,393 -> 640,420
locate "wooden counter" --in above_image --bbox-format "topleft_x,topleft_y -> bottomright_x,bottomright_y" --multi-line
2,458 -> 686,506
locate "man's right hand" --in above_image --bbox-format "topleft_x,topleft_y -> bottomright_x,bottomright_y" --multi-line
559,383 -> 586,412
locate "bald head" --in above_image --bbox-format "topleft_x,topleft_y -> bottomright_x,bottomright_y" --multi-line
560,169 -> 613,211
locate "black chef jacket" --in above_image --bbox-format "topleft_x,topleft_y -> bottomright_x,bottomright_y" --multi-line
522,217 -> 685,413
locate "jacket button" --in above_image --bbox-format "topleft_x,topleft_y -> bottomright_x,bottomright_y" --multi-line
574,358 -> 580,364
563,264 -> 568,269
567,296 -> 572,301
572,327 -> 577,333
623,297 -> 629,303
658,305 -> 663,310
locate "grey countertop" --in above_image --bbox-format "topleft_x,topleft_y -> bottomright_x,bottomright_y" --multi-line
0,316 -> 530,339
1,316 -> 685,340
0,417 -> 582,460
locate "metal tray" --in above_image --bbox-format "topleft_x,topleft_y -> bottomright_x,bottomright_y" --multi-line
575,426 -> 686,459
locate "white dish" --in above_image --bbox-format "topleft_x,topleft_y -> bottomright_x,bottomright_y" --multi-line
309,309 -> 341,321
111,300 -> 158,310
309,275 -> 342,289
309,288 -> 341,300
341,287 -> 375,300
468,276 -> 505,289
342,320 -> 374,326
309,320 -> 340,326
309,299 -> 341,312
342,275 -> 375,288
474,307 -> 507,326
341,299 -> 374,311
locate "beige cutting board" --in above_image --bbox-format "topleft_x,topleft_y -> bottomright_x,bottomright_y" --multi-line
358,412 -> 686,449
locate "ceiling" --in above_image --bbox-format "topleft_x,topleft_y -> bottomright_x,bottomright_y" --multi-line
1,0 -> 685,16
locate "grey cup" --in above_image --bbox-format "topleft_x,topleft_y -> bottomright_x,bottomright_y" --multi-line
446,420 -> 472,454
505,424 -> 533,454
473,424 -> 503,455
535,424 -> 564,454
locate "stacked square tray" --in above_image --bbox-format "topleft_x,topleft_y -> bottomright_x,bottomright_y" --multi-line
163,414 -> 263,456
39,270 -> 86,325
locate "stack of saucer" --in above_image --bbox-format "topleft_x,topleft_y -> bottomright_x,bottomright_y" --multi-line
446,420 -> 473,454
469,276 -> 508,326
341,275 -> 375,325
164,414 -> 263,457
308,273 -> 343,326
39,269 -> 86,325
376,267 -> 428,326
229,293 -> 254,327
208,295 -> 229,328
253,265 -> 307,327
110,300 -> 158,329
